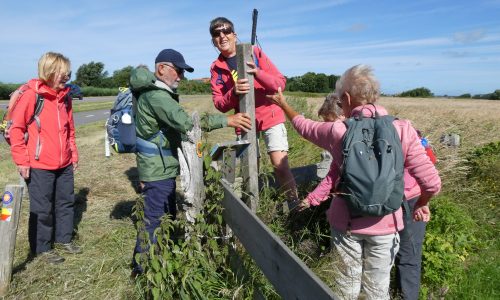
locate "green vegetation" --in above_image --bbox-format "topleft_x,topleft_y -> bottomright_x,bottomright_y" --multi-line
399,87 -> 434,97
178,80 -> 211,95
80,86 -> 118,96
1,96 -> 498,299
0,83 -> 22,100
74,61 -> 111,87
72,101 -> 114,113
286,72 -> 339,93
473,89 -> 500,100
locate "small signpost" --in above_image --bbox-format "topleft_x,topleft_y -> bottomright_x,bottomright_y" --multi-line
0,185 -> 24,296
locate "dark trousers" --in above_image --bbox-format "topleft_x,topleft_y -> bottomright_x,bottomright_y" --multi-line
395,197 -> 427,300
132,178 -> 176,272
27,165 -> 75,254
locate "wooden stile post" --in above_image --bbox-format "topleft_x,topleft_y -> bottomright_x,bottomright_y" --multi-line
0,185 -> 24,296
178,112 -> 205,223
237,43 -> 259,212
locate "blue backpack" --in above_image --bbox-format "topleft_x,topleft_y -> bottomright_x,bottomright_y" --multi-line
106,87 -> 136,153
337,105 -> 405,217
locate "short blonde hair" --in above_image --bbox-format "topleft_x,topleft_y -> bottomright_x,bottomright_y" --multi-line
318,93 -> 343,121
38,52 -> 71,84
335,64 -> 380,105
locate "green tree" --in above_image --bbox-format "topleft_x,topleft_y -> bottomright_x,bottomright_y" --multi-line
112,66 -> 134,87
400,87 -> 434,97
75,61 -> 109,87
488,89 -> 500,100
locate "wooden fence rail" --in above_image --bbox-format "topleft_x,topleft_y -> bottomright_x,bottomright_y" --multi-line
220,179 -> 338,300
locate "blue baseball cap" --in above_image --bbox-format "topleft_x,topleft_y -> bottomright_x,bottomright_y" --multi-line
155,49 -> 194,73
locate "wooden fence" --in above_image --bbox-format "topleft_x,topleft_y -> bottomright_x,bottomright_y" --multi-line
220,179 -> 337,299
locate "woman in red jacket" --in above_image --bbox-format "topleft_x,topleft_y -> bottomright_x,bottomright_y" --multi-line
9,52 -> 81,264
209,17 -> 298,205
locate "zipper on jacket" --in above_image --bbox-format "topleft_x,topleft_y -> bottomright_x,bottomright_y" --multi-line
57,97 -> 63,166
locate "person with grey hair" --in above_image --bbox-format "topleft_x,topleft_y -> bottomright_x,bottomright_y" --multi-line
267,65 -> 441,299
130,48 -> 252,277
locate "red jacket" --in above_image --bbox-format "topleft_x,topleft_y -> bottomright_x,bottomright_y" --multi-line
210,47 -> 286,132
10,79 -> 78,170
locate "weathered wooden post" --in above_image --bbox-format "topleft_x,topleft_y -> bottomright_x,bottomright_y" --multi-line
237,43 -> 259,212
0,185 -> 24,296
178,112 -> 204,223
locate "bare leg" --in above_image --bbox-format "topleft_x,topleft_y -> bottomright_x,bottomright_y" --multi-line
268,150 -> 298,202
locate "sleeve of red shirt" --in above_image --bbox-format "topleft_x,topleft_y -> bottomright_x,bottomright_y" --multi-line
210,64 -> 238,113
253,47 -> 286,92
66,98 -> 79,163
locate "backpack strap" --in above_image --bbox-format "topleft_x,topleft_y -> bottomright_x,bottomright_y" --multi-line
27,94 -> 45,160
136,130 -> 173,172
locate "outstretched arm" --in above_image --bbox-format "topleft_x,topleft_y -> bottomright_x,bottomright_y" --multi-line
266,87 -> 299,120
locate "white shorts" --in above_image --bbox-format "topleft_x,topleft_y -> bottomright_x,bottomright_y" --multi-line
236,123 -> 289,157
260,123 -> 289,153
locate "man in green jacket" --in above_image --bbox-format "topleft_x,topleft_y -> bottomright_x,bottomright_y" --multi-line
131,49 -> 251,275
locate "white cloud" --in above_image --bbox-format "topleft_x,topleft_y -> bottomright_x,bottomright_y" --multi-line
454,29 -> 486,43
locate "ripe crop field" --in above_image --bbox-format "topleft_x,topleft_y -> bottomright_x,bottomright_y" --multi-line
0,95 -> 498,299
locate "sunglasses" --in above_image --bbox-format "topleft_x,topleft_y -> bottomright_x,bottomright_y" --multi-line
211,27 -> 233,37
59,71 -> 71,79
163,64 -> 184,76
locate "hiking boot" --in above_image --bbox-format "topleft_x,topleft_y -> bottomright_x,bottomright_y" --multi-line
130,269 -> 142,282
55,242 -> 82,254
39,250 -> 65,265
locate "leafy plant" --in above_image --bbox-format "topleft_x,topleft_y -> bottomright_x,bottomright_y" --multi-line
421,196 -> 480,297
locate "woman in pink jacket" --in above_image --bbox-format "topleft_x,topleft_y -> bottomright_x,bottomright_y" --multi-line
268,65 -> 441,299
9,52 -> 81,265
209,17 -> 297,204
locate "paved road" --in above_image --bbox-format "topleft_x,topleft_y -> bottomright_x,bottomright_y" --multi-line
1,108 -> 110,143
0,95 -> 200,143
0,96 -> 116,110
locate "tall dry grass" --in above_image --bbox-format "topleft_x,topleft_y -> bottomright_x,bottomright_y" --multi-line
1,96 -> 499,299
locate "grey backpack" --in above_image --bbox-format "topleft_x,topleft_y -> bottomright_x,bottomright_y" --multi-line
337,106 -> 404,217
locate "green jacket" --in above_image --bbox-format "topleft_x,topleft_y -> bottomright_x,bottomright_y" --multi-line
130,67 -> 227,182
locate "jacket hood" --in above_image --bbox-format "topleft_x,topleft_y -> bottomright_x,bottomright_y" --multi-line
27,79 -> 69,98
129,67 -> 158,93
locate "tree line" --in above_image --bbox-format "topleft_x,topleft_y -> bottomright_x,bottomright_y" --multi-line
1,61 -> 498,99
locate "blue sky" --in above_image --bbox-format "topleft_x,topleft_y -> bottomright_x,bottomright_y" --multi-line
1,0 -> 499,95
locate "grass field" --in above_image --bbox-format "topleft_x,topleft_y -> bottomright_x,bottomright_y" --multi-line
1,95 -> 499,299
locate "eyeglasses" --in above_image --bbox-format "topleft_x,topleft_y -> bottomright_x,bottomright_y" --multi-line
163,64 -> 184,76
211,27 -> 233,37
60,71 -> 71,79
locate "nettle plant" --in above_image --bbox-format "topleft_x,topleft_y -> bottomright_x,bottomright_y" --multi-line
132,156 -> 243,300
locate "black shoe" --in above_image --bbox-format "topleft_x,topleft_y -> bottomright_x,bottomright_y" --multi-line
39,250 -> 65,265
130,269 -> 142,282
55,242 -> 82,254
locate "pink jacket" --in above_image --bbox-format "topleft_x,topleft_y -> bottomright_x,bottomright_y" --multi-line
293,105 -> 441,235
210,47 -> 286,132
10,79 -> 78,170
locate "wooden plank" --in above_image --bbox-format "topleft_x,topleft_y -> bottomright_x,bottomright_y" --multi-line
237,43 -> 259,212
221,180 -> 337,300
0,185 -> 24,296
178,112 -> 204,223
